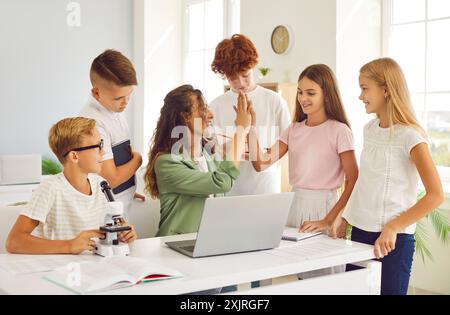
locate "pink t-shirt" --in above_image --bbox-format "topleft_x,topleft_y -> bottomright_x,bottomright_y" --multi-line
280,119 -> 354,190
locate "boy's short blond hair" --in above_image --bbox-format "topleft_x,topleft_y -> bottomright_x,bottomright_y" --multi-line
90,49 -> 137,86
49,117 -> 97,164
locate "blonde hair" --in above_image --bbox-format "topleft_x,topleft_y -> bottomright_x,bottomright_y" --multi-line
48,117 -> 97,164
360,58 -> 426,135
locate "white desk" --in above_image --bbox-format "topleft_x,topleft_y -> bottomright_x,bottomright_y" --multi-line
0,233 -> 381,295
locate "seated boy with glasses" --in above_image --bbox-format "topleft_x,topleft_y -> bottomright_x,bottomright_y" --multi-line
6,117 -> 137,254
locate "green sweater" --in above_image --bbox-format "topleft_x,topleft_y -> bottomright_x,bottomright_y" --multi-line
155,152 -> 240,236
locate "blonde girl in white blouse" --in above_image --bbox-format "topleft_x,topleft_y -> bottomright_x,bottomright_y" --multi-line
341,58 -> 444,295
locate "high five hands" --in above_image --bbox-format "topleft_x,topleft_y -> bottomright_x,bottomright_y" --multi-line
234,91 -> 255,130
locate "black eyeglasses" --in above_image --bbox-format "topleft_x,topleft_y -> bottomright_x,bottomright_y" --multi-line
63,139 -> 104,158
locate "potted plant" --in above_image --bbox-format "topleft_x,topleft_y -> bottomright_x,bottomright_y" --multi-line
258,67 -> 271,81
42,157 -> 62,175
414,191 -> 450,263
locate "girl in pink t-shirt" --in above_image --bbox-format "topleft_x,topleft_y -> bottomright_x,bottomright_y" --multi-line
248,64 -> 358,238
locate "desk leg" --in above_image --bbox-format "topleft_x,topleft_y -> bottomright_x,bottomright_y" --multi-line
352,261 -> 382,295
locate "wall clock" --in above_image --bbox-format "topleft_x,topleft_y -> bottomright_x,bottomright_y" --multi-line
271,25 -> 292,55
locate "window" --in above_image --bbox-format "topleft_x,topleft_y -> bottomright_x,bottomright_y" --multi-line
183,0 -> 240,102
383,0 -> 450,182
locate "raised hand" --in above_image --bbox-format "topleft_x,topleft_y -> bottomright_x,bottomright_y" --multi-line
245,94 -> 256,127
234,91 -> 252,129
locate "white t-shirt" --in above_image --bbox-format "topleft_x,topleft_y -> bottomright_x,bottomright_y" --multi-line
80,96 -> 136,215
210,86 -> 291,195
21,173 -> 107,240
343,119 -> 428,234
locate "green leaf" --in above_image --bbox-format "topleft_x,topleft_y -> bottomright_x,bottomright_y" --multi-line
414,219 -> 433,263
429,208 -> 450,244
417,191 -> 426,201
258,67 -> 271,76
414,192 -> 450,264
42,158 -> 62,175
346,224 -> 353,240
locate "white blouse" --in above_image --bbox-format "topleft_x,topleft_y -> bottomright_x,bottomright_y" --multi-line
343,119 -> 428,234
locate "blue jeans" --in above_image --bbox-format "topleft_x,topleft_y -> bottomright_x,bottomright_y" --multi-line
346,227 -> 415,295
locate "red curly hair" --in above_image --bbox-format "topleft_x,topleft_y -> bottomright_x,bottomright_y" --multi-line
211,34 -> 259,78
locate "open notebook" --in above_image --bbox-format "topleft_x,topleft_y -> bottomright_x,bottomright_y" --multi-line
282,227 -> 322,241
43,256 -> 183,294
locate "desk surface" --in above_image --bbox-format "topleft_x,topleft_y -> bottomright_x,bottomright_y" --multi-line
0,233 -> 375,295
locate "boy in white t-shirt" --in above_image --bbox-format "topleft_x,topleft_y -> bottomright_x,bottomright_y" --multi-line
210,34 -> 291,291
80,50 -> 144,217
6,117 -> 137,254
210,34 -> 291,196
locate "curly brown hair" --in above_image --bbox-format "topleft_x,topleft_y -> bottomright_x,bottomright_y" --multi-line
211,34 -> 259,78
144,85 -> 206,199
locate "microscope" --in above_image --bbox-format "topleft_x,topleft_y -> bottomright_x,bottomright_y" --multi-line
94,181 -> 132,257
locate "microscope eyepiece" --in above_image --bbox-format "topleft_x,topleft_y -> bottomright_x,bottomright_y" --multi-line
100,180 -> 115,202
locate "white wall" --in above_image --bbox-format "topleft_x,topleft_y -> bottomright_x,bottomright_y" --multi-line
241,0 -> 381,153
240,0 -> 337,83
134,0 -> 183,157
336,0 -> 382,155
0,0 -> 134,159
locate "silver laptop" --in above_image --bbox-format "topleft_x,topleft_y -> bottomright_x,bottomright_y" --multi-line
165,193 -> 294,258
